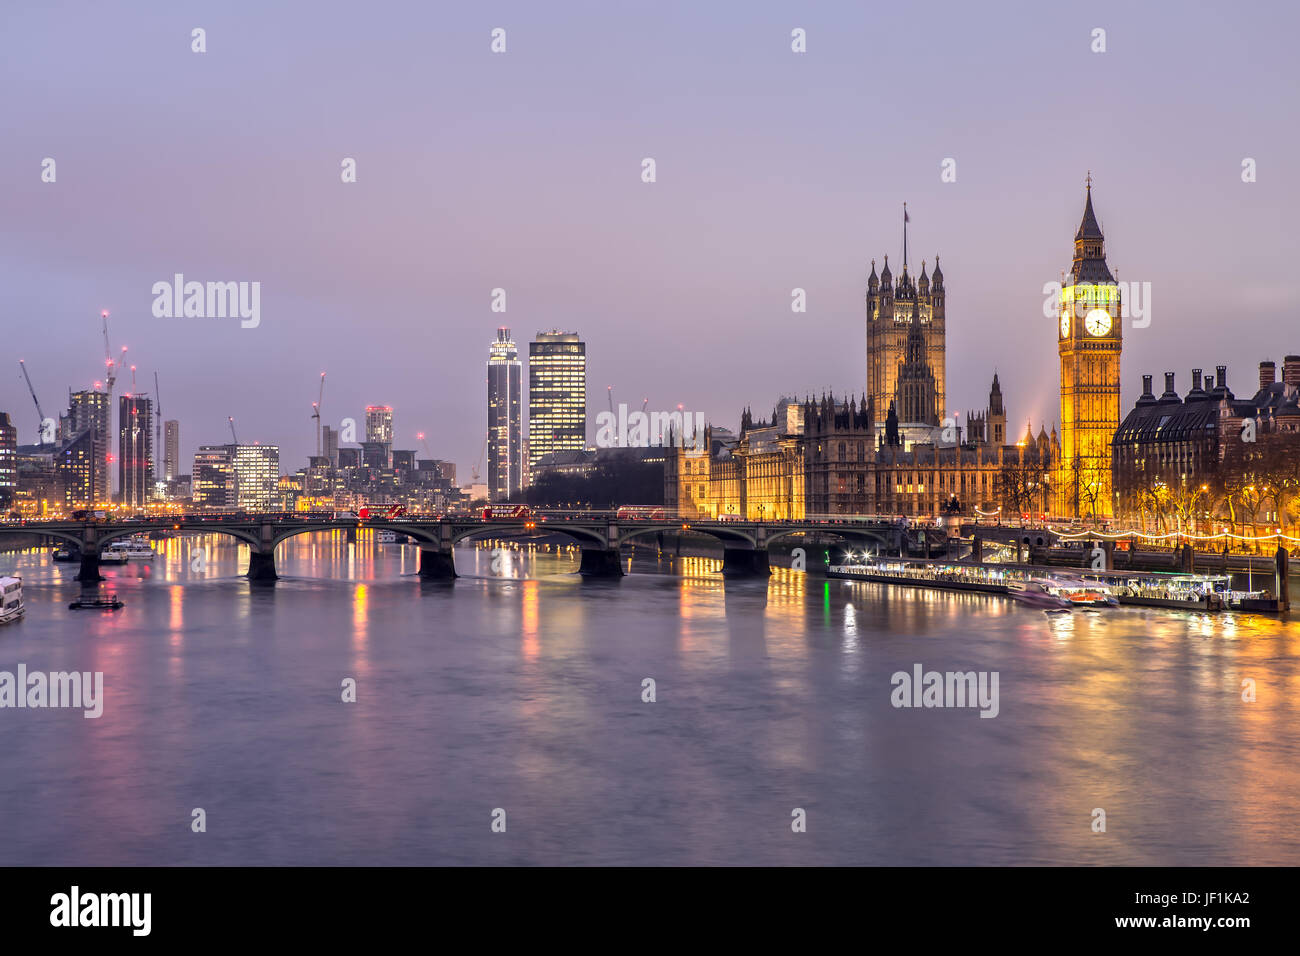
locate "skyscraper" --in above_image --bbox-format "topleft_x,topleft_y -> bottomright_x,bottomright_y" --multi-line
193,445 -> 236,509
486,327 -> 522,501
62,389 -> 110,503
528,331 -> 586,476
117,394 -> 153,508
164,420 -> 180,480
232,444 -> 280,511
0,412 -> 16,495
57,431 -> 98,506
192,443 -> 280,511
365,406 -> 393,469
1056,179 -> 1122,519
365,406 -> 393,444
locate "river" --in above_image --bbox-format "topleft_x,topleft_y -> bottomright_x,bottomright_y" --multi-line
1,532 -> 1298,865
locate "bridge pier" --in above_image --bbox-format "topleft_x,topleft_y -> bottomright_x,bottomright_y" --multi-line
418,548 -> 458,579
75,552 -> 102,583
247,549 -> 278,582
721,547 -> 770,577
579,548 -> 624,577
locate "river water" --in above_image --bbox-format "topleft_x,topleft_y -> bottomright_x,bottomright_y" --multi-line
1,532 -> 1298,866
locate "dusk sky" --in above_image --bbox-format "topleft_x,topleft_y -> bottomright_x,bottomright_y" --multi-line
2,0 -> 1296,479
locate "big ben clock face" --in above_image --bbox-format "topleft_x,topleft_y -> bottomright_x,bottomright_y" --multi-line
1085,308 -> 1112,336
1060,312 -> 1070,337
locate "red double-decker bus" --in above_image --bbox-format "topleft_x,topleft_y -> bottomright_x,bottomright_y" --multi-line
615,506 -> 666,520
358,505 -> 406,520
482,505 -> 531,520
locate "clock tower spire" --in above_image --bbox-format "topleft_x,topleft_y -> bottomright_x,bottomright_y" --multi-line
1056,178 -> 1122,519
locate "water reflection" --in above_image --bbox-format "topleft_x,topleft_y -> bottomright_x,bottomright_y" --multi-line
2,532 -> 1299,866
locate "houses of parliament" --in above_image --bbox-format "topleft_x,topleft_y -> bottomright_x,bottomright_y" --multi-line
666,187 -> 1122,521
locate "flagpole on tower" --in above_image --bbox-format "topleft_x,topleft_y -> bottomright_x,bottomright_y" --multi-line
903,202 -> 910,271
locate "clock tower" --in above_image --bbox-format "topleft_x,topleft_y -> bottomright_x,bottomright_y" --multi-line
1057,177 -> 1121,519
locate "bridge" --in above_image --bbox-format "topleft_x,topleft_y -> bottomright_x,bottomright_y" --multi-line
0,512 -> 926,582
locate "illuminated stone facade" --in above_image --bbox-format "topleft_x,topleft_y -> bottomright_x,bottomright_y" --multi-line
867,253 -> 946,429
667,395 -> 1056,520
1056,183 -> 1122,519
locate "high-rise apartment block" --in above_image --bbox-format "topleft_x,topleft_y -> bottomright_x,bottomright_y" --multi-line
528,331 -> 586,476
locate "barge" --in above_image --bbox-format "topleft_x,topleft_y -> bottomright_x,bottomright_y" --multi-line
827,555 -> 1252,612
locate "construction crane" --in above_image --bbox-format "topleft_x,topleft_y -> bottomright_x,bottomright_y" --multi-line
100,311 -> 126,486
311,371 -> 326,457
100,311 -> 112,386
17,360 -> 48,443
607,385 -> 614,414
100,310 -> 126,395
416,432 -> 434,459
228,416 -> 239,445
471,436 -> 486,483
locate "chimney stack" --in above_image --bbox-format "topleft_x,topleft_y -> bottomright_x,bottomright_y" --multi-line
1192,368 -> 1203,391
1160,371 -> 1179,401
1142,374 -> 1153,397
1284,355 -> 1300,388
1260,360 -> 1276,390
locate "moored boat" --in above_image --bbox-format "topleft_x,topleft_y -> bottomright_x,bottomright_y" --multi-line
1037,576 -> 1119,608
827,555 -> 1245,613
100,536 -> 156,563
0,576 -> 24,624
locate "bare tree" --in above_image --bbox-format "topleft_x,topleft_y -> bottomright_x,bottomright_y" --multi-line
997,456 -> 1046,520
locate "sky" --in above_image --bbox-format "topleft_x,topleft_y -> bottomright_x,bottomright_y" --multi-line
2,0 -> 1297,481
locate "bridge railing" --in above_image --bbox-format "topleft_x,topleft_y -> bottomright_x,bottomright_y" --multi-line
8,509 -> 925,529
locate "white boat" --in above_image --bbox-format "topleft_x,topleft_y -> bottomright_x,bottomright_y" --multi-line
1040,575 -> 1119,608
0,576 -> 24,624
100,537 -> 156,563
1007,580 -> 1073,611
376,530 -> 399,544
